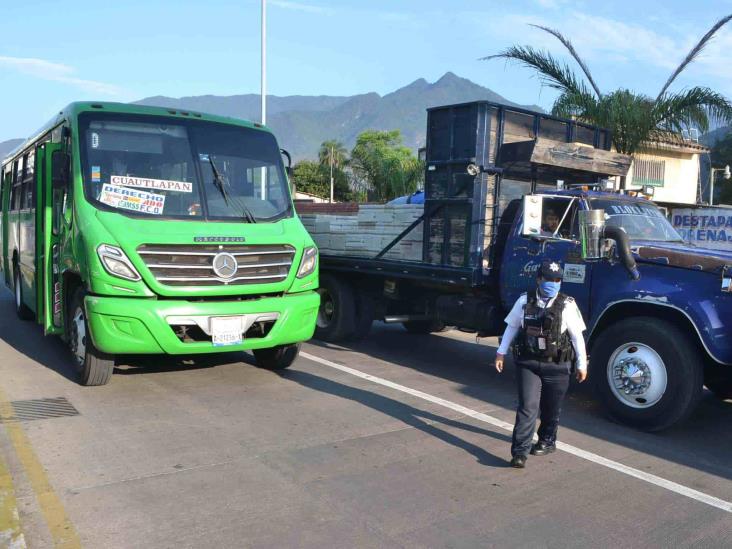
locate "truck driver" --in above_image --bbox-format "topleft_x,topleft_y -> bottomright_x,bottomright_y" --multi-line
494,260 -> 588,469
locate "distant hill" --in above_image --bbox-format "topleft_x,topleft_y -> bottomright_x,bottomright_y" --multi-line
702,126 -> 730,147
135,72 -> 543,160
0,138 -> 24,160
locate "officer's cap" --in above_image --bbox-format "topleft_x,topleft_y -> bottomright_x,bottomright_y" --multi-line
538,260 -> 564,279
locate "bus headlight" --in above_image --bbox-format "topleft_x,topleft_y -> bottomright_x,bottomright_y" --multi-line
97,244 -> 141,281
296,247 -> 318,278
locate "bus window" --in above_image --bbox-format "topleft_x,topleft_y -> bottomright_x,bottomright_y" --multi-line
23,150 -> 35,210
10,159 -> 21,211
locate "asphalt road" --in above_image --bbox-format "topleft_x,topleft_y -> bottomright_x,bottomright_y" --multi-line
0,293 -> 731,548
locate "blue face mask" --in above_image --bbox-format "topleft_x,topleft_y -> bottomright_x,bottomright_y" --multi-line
539,280 -> 561,299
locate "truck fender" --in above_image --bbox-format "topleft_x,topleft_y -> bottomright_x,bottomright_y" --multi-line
588,299 -> 729,366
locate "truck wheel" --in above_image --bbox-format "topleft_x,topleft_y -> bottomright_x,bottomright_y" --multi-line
68,289 -> 114,386
253,343 -> 301,370
592,317 -> 703,431
14,268 -> 33,320
314,274 -> 356,342
348,293 -> 375,341
402,319 -> 447,334
705,366 -> 732,400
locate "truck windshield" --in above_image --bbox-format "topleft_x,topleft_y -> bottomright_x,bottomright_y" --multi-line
79,113 -> 291,221
590,199 -> 683,242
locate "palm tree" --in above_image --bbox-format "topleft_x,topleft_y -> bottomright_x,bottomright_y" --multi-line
482,16 -> 732,157
318,140 -> 349,170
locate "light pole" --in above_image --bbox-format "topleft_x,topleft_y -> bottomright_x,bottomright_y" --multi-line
260,0 -> 267,200
710,164 -> 731,205
329,145 -> 334,203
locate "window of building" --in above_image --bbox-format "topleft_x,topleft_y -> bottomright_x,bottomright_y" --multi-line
633,157 -> 665,187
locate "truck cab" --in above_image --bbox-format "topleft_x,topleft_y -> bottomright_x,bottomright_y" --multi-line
503,189 -> 732,430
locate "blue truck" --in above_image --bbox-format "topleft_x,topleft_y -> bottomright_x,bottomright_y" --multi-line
311,101 -> 732,431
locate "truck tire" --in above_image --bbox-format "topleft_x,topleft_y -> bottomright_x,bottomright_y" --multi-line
402,320 -> 447,334
14,268 -> 34,321
592,317 -> 703,431
348,293 -> 375,341
253,343 -> 301,370
68,289 -> 114,386
704,366 -> 732,400
314,274 -> 356,342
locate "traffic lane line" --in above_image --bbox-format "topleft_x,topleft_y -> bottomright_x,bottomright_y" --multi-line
300,351 -> 732,514
0,449 -> 25,549
0,390 -> 81,549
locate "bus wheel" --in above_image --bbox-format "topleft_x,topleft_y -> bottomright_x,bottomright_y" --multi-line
253,343 -> 301,370
314,274 -> 356,342
592,317 -> 703,431
68,289 -> 114,386
14,268 -> 33,320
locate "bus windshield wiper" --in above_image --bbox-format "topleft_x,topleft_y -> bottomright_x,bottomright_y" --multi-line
207,156 -> 257,223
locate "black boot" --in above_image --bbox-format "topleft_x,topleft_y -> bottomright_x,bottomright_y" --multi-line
510,455 -> 527,468
530,441 -> 556,456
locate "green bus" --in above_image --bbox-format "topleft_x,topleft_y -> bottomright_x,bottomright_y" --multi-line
1,102 -> 319,385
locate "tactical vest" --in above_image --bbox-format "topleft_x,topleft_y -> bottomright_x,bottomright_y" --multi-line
514,292 -> 575,364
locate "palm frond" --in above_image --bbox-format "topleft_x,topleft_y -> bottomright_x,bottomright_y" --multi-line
482,46 -> 591,96
653,87 -> 732,133
551,90 -> 601,121
657,14 -> 732,98
529,24 -> 602,98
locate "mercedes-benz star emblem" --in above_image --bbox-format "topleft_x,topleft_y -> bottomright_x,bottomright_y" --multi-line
212,252 -> 238,279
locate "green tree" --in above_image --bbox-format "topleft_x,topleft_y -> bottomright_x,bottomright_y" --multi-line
318,140 -> 349,170
483,17 -> 732,160
350,130 -> 423,202
711,135 -> 732,204
291,159 -> 351,201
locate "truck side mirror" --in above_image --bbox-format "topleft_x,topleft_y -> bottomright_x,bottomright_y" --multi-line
521,195 -> 543,236
579,209 -> 606,260
280,149 -> 293,179
51,151 -> 70,189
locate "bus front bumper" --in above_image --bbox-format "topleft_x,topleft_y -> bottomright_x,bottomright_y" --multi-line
84,291 -> 320,355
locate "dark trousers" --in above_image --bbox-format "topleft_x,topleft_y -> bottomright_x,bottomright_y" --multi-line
511,360 -> 571,457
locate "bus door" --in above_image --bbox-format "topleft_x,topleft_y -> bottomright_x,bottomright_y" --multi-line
39,143 -> 64,335
17,151 -> 37,313
1,164 -> 11,285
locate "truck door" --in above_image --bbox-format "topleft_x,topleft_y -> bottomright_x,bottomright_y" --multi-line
39,143 -> 64,335
500,196 -> 592,318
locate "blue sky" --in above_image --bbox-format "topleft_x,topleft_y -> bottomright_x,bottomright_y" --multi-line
2,0 -> 732,141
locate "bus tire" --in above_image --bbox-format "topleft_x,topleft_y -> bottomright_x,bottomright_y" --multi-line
314,274 -> 356,342
592,317 -> 703,431
14,268 -> 34,321
402,320 -> 446,334
68,289 -> 114,386
253,343 -> 301,370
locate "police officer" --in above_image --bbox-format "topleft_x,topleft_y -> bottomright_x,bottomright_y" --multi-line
494,260 -> 588,468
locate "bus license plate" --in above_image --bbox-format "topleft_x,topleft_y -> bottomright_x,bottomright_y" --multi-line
211,317 -> 243,347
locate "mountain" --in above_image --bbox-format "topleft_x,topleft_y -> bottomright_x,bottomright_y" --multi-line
701,126 -> 730,147
0,138 -> 24,160
135,72 -> 543,160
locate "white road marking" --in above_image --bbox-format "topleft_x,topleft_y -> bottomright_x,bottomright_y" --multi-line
300,351 -> 732,514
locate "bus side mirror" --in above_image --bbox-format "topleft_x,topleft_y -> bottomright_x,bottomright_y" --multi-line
521,195 -> 543,236
280,148 -> 292,179
51,151 -> 70,189
579,209 -> 606,260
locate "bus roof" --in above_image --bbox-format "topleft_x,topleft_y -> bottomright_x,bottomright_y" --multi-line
2,101 -> 272,166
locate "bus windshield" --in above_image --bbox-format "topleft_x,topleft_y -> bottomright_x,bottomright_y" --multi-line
590,199 -> 683,242
79,113 -> 292,221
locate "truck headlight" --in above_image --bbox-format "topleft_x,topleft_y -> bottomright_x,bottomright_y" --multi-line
97,244 -> 141,281
296,247 -> 318,278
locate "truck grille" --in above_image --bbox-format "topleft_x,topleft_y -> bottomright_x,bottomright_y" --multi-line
137,244 -> 296,286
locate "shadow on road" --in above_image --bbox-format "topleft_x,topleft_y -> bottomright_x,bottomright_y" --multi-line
279,368 -> 512,468
312,323 -> 732,482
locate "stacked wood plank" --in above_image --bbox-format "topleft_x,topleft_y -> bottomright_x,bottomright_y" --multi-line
299,204 -> 424,261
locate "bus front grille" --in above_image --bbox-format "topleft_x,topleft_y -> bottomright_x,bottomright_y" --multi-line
137,244 -> 295,286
